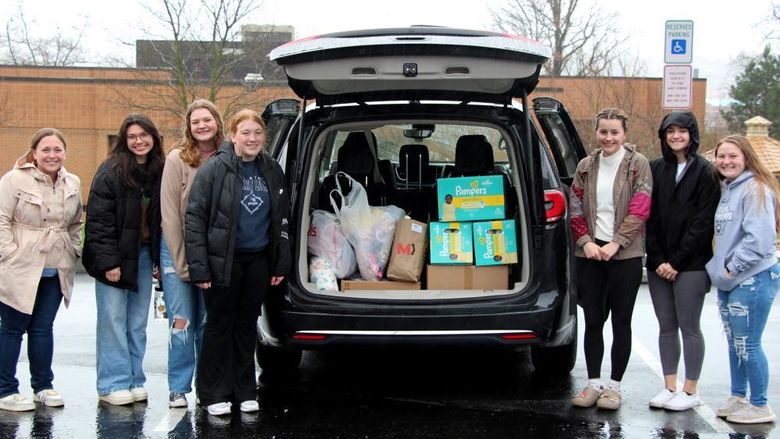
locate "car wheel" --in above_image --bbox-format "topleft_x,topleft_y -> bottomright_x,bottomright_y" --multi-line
256,342 -> 302,373
530,332 -> 577,376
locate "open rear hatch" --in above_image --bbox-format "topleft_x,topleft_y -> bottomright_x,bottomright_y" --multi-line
269,26 -> 551,105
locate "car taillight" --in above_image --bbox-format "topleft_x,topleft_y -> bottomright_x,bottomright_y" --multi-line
292,333 -> 327,341
544,189 -> 566,222
500,333 -> 537,340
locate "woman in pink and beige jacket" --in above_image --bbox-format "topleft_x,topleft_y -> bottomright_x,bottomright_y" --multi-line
569,108 -> 652,411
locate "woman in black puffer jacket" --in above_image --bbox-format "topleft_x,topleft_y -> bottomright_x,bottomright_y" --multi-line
185,109 -> 290,417
83,113 -> 164,406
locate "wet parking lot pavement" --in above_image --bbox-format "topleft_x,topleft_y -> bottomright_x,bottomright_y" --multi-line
1,274 -> 778,438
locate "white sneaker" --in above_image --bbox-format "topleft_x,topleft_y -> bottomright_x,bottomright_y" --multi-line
33,389 -> 64,407
649,388 -> 675,408
240,400 -> 259,412
717,395 -> 749,418
207,401 -> 232,416
130,387 -> 148,402
663,392 -> 702,411
0,393 -> 35,412
99,389 -> 134,406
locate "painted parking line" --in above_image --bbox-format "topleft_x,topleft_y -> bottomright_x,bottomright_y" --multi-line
632,335 -> 734,434
153,408 -> 188,433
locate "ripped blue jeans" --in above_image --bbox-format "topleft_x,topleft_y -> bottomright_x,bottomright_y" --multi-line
160,235 -> 206,394
717,264 -> 780,407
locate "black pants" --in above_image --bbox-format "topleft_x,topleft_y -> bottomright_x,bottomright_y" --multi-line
197,249 -> 270,406
576,254 -> 642,381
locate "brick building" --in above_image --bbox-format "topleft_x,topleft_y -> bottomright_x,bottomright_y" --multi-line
0,65 -> 706,203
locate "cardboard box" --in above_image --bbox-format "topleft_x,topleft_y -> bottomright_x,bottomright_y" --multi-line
341,280 -> 422,291
473,220 -> 519,266
436,175 -> 505,221
426,265 -> 508,290
429,221 -> 473,265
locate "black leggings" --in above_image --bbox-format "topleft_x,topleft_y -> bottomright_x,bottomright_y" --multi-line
576,255 -> 642,381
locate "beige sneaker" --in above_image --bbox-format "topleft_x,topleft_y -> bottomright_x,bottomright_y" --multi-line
597,388 -> 622,410
33,389 -> 64,407
130,387 -> 148,402
571,386 -> 602,408
716,396 -> 749,418
0,393 -> 35,412
726,404 -> 776,424
99,389 -> 134,406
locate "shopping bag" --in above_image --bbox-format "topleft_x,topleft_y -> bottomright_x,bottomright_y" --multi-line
387,217 -> 428,282
331,172 -> 404,281
307,209 -> 357,278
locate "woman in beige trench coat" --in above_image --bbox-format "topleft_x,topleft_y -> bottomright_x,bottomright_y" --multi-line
0,128 -> 82,412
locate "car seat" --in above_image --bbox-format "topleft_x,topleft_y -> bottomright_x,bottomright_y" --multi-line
318,131 -> 387,211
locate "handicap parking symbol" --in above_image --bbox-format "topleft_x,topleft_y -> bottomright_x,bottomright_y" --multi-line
671,39 -> 687,54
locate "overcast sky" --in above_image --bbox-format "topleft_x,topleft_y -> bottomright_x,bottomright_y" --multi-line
2,0 -> 777,104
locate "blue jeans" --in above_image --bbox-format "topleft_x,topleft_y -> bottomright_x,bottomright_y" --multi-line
95,246 -> 153,395
160,235 -> 206,394
0,276 -> 63,397
717,264 -> 780,407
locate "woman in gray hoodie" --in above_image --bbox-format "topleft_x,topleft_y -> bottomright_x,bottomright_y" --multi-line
706,135 -> 780,424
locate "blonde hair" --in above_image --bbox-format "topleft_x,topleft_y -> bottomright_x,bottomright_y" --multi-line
177,99 -> 225,168
715,134 -> 780,231
26,128 -> 66,163
595,107 -> 629,132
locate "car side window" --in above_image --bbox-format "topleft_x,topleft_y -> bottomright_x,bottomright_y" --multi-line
539,141 -> 559,190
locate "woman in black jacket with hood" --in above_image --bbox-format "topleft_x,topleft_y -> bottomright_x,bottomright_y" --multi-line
645,111 -> 720,411
83,113 -> 164,406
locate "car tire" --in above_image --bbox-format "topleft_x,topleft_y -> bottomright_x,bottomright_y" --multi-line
530,332 -> 577,376
256,342 -> 302,373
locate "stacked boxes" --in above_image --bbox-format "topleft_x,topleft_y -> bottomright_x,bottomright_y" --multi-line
427,174 -> 518,289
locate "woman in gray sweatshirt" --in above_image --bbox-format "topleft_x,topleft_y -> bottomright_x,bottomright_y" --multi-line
706,135 -> 780,424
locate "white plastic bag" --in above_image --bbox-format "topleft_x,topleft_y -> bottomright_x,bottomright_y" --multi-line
331,172 -> 404,281
307,209 -> 357,279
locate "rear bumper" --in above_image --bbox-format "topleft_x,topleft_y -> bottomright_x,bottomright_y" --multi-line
277,301 -> 574,349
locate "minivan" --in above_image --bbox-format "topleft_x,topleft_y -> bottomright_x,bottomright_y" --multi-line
257,26 -> 587,376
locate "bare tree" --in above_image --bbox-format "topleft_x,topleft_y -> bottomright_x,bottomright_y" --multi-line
491,0 -> 627,76
109,0 -> 278,120
1,4 -> 88,66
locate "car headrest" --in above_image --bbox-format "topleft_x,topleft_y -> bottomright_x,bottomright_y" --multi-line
399,144 -> 430,170
337,132 -> 374,175
454,135 -> 494,175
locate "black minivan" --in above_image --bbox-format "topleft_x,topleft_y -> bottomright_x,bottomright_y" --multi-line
257,27 -> 587,375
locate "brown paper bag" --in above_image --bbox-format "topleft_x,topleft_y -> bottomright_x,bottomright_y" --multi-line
387,218 -> 427,282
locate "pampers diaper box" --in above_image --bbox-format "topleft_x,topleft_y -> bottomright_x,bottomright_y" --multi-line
429,221 -> 473,264
472,220 -> 518,266
436,175 -> 505,222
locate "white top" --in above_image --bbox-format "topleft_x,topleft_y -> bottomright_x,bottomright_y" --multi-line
676,161 -> 687,182
595,147 -> 626,241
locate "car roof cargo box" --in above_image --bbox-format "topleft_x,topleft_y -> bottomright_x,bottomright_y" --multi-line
269,26 -> 551,105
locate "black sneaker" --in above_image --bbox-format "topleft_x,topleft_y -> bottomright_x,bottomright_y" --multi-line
168,392 -> 187,408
